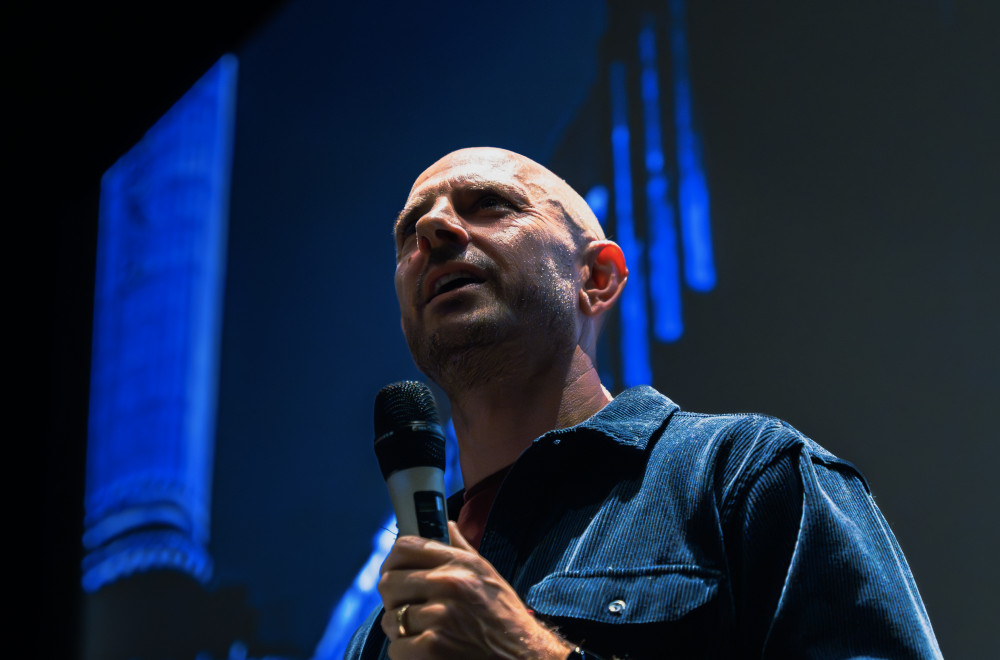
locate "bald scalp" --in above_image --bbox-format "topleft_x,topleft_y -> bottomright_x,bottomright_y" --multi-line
415,147 -> 605,248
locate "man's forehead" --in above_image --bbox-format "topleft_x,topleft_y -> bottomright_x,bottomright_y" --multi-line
399,146 -> 606,241
409,148 -> 543,196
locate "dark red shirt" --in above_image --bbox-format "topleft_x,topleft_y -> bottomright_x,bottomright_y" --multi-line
455,464 -> 513,551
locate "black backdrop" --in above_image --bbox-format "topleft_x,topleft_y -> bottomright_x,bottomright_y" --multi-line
39,1 -> 999,658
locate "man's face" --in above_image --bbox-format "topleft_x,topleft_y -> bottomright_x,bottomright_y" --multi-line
393,148 -> 584,388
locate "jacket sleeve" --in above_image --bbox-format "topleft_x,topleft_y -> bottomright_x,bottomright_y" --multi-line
724,445 -> 942,659
343,606 -> 385,660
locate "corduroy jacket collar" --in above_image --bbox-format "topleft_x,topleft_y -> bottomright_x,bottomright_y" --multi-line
543,385 -> 680,452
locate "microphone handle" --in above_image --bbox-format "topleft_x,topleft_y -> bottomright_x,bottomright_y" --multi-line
385,466 -> 451,543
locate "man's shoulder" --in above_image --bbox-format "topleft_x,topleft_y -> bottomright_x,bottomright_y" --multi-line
605,386 -> 853,479
611,383 -> 823,455
583,385 -> 862,489
653,396 -> 868,501
667,407 -> 818,456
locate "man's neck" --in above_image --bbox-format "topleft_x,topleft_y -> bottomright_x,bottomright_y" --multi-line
445,346 -> 612,489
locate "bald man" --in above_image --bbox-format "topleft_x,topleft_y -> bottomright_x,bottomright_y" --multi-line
346,148 -> 941,659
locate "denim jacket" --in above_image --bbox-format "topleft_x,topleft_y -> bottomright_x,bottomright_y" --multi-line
346,386 -> 941,659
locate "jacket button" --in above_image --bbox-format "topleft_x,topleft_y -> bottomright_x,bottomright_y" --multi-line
607,599 -> 626,615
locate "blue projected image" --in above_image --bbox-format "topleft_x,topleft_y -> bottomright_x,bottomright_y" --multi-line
600,1 -> 715,370
83,55 -> 238,592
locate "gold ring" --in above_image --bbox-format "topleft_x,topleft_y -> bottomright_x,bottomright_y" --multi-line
396,603 -> 410,637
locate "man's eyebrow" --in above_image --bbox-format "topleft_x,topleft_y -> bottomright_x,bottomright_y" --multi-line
394,194 -> 433,236
456,173 -> 530,201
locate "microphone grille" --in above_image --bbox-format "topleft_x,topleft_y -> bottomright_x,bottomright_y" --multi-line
373,380 -> 440,437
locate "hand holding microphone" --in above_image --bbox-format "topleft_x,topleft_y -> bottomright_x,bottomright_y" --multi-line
372,381 -> 574,659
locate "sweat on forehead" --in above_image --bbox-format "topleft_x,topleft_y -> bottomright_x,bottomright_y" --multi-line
409,147 -> 606,242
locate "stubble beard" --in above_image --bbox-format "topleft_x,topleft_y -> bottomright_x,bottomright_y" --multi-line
406,258 -> 579,396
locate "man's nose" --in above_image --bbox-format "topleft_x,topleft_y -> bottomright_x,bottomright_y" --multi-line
415,199 -> 470,253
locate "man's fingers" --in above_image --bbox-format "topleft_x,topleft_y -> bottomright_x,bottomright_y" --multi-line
380,602 -> 449,642
386,631 -> 436,660
379,562 -> 479,611
380,603 -> 418,641
447,521 -> 476,552
381,534 -> 456,573
378,568 -> 428,611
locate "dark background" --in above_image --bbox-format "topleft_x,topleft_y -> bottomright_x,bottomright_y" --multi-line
38,0 -> 998,658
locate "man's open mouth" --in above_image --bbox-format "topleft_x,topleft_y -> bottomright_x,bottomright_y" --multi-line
431,271 -> 486,299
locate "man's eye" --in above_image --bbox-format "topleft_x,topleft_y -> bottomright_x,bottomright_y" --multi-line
478,195 -> 512,210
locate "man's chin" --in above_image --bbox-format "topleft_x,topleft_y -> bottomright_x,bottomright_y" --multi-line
406,317 -> 515,391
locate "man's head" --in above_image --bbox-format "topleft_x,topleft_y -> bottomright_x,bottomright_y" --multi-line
393,147 -> 626,391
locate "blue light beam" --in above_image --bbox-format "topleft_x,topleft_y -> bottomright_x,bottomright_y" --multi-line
639,18 -> 684,342
670,0 -> 716,292
311,514 -> 396,660
610,61 -> 653,387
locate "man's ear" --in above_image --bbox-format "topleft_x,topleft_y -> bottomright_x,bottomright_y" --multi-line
580,240 -> 627,317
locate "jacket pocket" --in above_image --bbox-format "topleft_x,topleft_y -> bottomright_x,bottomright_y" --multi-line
525,565 -> 722,624
524,567 -> 727,659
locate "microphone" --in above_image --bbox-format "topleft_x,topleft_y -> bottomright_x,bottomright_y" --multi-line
373,381 -> 450,543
